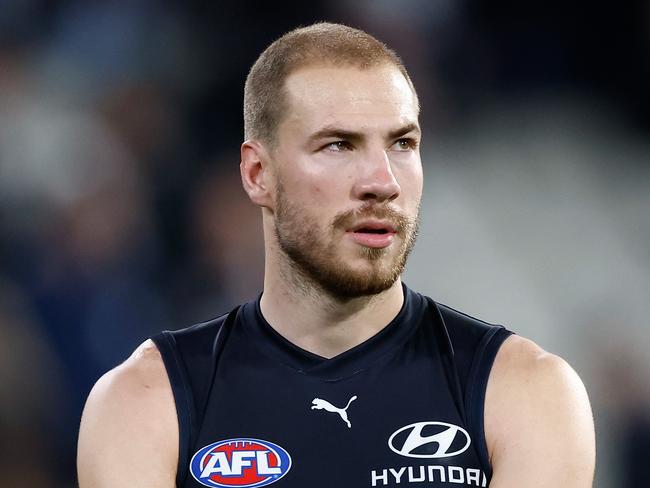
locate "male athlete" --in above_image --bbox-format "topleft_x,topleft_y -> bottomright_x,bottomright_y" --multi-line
78,23 -> 595,487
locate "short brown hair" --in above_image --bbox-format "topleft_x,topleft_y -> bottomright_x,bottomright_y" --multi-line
243,22 -> 418,144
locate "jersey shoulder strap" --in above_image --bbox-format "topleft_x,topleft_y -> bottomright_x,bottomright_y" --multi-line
151,306 -> 240,487
429,299 -> 513,475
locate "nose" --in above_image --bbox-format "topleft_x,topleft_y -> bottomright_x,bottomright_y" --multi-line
353,150 -> 401,202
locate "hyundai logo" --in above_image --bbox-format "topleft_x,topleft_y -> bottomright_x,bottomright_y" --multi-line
388,421 -> 471,458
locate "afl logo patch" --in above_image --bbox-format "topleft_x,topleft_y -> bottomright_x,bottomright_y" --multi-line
190,438 -> 292,487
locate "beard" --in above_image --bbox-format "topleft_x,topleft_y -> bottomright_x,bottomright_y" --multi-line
273,183 -> 420,300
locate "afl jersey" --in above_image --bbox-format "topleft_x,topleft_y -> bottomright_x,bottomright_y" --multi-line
152,284 -> 512,488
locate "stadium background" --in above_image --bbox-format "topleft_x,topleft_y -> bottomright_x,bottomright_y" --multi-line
0,1 -> 648,486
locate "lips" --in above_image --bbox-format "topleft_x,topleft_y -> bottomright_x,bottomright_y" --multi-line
349,220 -> 397,234
347,220 -> 398,248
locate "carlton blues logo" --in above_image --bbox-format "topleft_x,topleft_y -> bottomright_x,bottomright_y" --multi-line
190,438 -> 292,487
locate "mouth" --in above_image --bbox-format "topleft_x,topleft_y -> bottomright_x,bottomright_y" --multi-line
346,221 -> 398,248
349,221 -> 397,234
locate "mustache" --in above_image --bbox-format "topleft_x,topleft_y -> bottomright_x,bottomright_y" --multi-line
331,204 -> 412,236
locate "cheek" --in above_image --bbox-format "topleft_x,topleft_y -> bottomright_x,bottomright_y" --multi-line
278,177 -> 337,222
398,164 -> 423,202
276,152 -> 352,208
292,175 -> 342,206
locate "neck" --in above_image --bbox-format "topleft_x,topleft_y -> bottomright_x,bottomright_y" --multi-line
260,245 -> 405,359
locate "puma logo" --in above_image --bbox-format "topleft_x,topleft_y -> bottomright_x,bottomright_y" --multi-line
310,395 -> 358,428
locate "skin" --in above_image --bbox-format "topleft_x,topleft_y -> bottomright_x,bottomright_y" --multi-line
486,336 -> 595,487
77,339 -> 178,488
77,64 -> 595,487
243,64 -> 423,358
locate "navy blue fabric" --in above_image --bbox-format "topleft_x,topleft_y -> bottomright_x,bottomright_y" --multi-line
152,284 -> 512,488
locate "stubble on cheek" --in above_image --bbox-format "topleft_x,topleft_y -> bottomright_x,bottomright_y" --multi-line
272,180 -> 421,299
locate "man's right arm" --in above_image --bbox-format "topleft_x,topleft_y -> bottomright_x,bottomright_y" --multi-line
77,339 -> 179,488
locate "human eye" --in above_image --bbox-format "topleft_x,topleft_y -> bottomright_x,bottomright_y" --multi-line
390,138 -> 418,152
323,140 -> 352,152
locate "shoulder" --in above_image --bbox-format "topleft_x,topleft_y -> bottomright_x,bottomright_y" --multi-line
485,335 -> 595,487
486,336 -> 591,417
435,301 -> 507,342
160,309 -> 237,354
77,339 -> 178,488
431,300 -> 511,388
84,339 -> 172,410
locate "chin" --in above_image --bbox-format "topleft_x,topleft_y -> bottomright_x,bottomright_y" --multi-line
275,216 -> 414,300
316,258 -> 404,300
325,277 -> 398,300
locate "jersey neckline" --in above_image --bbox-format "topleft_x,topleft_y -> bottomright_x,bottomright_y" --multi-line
240,282 -> 426,381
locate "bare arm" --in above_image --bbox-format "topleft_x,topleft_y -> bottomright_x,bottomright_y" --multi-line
485,336 -> 595,487
77,339 -> 179,488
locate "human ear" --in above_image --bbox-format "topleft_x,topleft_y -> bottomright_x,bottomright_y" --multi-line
240,140 -> 275,209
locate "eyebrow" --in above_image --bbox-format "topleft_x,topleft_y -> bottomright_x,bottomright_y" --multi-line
388,123 -> 421,140
308,122 -> 421,143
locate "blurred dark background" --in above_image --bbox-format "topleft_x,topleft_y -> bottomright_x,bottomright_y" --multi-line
0,1 -> 648,486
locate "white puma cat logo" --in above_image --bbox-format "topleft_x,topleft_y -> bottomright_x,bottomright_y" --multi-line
310,395 -> 358,428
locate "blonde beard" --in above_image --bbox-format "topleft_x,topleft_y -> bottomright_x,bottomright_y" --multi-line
273,183 -> 419,300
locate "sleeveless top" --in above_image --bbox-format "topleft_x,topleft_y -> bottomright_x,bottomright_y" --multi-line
152,284 -> 512,488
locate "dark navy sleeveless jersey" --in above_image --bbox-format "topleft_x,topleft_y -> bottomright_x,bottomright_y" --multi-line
152,284 -> 512,488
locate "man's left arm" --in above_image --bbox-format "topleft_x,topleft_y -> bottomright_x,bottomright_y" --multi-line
485,335 -> 596,487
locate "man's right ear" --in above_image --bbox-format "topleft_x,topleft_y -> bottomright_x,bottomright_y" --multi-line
240,140 -> 275,209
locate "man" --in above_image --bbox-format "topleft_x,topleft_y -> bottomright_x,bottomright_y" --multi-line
78,23 -> 595,487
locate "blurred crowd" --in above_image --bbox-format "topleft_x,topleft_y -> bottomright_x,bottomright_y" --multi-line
0,1 -> 648,487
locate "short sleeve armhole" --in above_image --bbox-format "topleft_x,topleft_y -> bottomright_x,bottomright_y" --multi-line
151,331 -> 196,487
464,327 -> 513,476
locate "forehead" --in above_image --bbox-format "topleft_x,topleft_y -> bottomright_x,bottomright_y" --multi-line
280,64 -> 419,136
